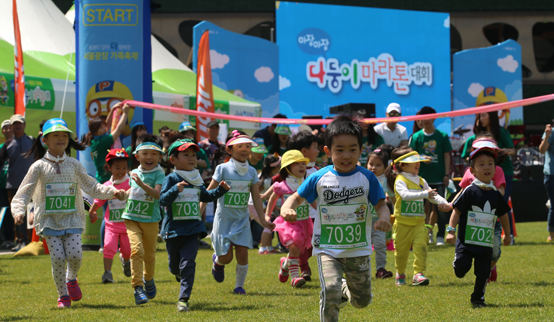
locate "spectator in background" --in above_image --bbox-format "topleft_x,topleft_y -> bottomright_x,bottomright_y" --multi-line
126,121 -> 148,170
355,111 -> 385,168
268,125 -> 291,156
374,103 -> 408,147
539,121 -> 554,242
0,120 -> 12,249
179,122 -> 210,175
409,106 -> 453,246
253,113 -> 287,148
0,115 -> 35,250
199,120 -> 227,185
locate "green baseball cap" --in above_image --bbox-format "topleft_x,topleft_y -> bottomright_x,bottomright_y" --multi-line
251,138 -> 268,154
274,125 -> 291,136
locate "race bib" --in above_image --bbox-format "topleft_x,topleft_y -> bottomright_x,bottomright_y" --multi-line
465,211 -> 496,248
108,199 -> 127,222
171,188 -> 201,221
123,187 -> 154,219
370,204 -> 378,222
45,182 -> 77,213
400,196 -> 425,217
224,180 -> 250,209
319,203 -> 368,249
284,194 -> 309,221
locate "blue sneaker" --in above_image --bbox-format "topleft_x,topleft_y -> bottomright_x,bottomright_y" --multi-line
233,287 -> 246,295
144,279 -> 157,299
212,254 -> 225,283
134,286 -> 149,305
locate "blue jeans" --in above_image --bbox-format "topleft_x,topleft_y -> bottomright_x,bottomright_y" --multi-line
503,175 -> 514,235
544,175 -> 554,232
166,234 -> 200,301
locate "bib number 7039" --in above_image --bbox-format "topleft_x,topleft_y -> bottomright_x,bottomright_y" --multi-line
325,224 -> 363,244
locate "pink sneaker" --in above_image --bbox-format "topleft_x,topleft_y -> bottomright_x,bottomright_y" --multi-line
278,257 -> 289,283
57,295 -> 71,308
412,273 -> 429,286
291,276 -> 306,288
488,266 -> 497,283
66,279 -> 82,301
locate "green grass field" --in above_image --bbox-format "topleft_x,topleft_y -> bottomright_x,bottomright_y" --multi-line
1,221 -> 553,321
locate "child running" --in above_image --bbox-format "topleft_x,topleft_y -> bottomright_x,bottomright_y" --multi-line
281,115 -> 391,322
11,118 -> 126,308
201,130 -> 275,295
89,149 -> 132,284
160,139 -> 230,312
446,145 -> 511,307
385,147 -> 451,286
258,154 -> 281,254
267,150 -> 313,288
122,134 -> 165,305
367,149 -> 394,279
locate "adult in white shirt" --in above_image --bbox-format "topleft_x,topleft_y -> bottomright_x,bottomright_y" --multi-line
374,103 -> 409,147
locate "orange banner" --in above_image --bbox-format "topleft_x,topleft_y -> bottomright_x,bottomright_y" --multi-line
196,30 -> 215,142
13,0 -> 25,116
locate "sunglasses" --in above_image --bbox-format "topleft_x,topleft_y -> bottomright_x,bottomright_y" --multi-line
388,111 -> 401,117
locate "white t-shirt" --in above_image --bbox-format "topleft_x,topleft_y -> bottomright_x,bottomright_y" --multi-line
374,123 -> 408,147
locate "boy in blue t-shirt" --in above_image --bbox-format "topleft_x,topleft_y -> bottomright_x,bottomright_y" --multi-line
281,115 -> 391,322
446,147 -> 511,307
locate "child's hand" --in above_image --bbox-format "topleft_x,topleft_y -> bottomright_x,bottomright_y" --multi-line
446,232 -> 456,244
438,203 -> 452,212
219,180 -> 231,191
503,234 -> 511,246
177,181 -> 189,192
89,210 -> 97,224
262,219 -> 275,231
13,214 -> 24,225
374,219 -> 391,232
114,189 -> 127,201
427,189 -> 437,198
281,209 -> 298,223
29,212 -> 34,226
121,103 -> 130,113
131,173 -> 144,187
265,214 -> 271,222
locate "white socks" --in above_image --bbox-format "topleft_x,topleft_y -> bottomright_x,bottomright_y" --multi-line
235,264 -> 249,289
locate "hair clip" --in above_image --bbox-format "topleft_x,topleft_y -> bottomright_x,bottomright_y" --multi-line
273,152 -> 280,158
232,130 -> 241,137
374,149 -> 381,153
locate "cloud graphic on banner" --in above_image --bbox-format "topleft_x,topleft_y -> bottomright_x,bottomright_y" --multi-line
279,101 -> 306,119
504,79 -> 522,100
468,83 -> 484,98
210,50 -> 230,69
444,16 -> 450,28
497,55 -> 518,73
254,67 -> 274,82
279,75 -> 291,90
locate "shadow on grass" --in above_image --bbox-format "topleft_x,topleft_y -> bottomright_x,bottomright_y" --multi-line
67,303 -> 135,310
0,316 -> 32,322
483,302 -> 546,308
491,281 -> 554,287
191,303 -> 263,312
434,281 -> 474,287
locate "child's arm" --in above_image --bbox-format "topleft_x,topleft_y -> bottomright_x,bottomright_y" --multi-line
76,162 -> 118,200
110,103 -> 130,139
443,152 -> 451,186
131,173 -> 161,199
251,184 -> 275,230
445,207 -> 462,244
200,179 -> 220,213
395,180 -> 433,201
265,191 -> 279,221
11,165 -> 40,224
499,214 -> 511,246
373,199 -> 392,232
89,203 -> 102,223
199,180 -> 230,203
280,192 -> 305,223
260,185 -> 274,201
159,176 -> 180,206
422,180 -> 452,211
498,185 -> 505,196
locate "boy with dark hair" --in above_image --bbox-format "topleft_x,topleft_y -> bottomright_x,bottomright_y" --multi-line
446,147 -> 511,307
409,106 -> 453,246
281,115 -> 391,322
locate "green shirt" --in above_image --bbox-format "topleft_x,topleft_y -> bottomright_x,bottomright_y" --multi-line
0,143 -> 7,189
360,134 -> 385,167
90,133 -> 114,183
409,129 -> 453,184
461,127 -> 514,176
122,168 -> 165,223
248,158 -> 264,173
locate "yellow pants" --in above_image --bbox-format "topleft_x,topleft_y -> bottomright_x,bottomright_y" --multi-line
125,220 -> 159,288
393,221 -> 428,275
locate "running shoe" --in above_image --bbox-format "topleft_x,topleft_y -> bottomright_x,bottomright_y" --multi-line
301,270 -> 312,282
375,268 -> 393,279
120,254 -> 131,277
102,271 -> 114,284
488,265 -> 497,283
278,257 -> 289,283
233,287 -> 246,295
66,279 -> 82,301
134,286 -> 149,305
177,300 -> 189,312
436,237 -> 445,246
291,276 -> 306,288
144,279 -> 157,299
212,254 -> 225,283
57,295 -> 71,308
395,273 -> 406,286
412,273 -> 429,286
472,301 -> 486,308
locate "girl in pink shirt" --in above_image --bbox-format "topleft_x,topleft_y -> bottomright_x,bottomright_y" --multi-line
89,149 -> 132,284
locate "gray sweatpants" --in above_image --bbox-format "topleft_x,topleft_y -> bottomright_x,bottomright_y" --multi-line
317,253 -> 373,322
371,226 -> 387,270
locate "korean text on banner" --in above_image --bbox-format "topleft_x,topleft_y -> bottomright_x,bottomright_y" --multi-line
196,30 -> 215,142
13,0 -> 25,116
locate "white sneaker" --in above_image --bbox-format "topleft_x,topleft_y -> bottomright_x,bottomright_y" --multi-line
339,278 -> 348,309
436,237 -> 445,246
428,231 -> 434,244
98,247 -> 104,253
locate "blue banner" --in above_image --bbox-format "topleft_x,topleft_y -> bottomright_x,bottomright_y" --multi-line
453,39 -> 523,138
76,0 -> 152,176
192,21 -> 279,118
276,2 -> 451,134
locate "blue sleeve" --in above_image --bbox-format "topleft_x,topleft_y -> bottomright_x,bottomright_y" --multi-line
250,167 -> 259,185
212,164 -> 223,182
200,185 -> 228,202
159,174 -> 180,207
362,168 -> 386,206
298,167 -> 329,203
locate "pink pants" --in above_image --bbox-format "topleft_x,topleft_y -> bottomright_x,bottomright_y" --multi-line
103,229 -> 131,260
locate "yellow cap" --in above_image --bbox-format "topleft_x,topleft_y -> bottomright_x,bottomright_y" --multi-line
475,87 -> 508,106
280,150 -> 310,170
